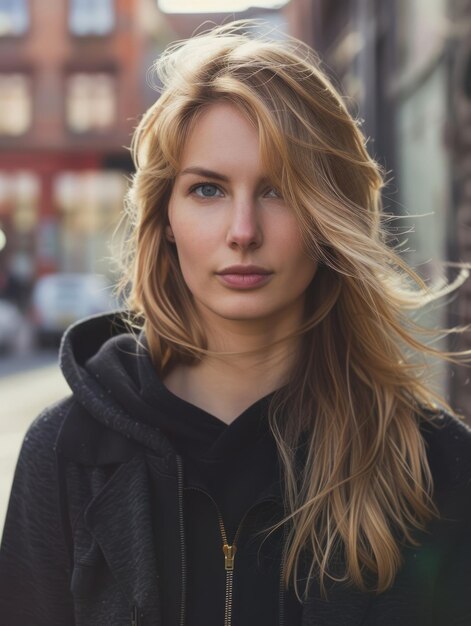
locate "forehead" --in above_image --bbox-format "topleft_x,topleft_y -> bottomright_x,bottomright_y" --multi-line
179,101 -> 278,179
178,102 -> 262,171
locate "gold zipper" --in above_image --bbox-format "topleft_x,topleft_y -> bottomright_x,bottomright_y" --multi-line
187,487 -> 251,626
219,510 -> 246,626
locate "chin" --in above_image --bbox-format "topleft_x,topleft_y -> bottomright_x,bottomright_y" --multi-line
209,304 -> 279,322
221,312 -> 272,322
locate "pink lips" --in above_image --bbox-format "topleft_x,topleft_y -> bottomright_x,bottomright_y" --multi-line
216,265 -> 273,289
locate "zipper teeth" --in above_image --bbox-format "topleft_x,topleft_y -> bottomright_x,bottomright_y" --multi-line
224,569 -> 234,626
176,456 -> 187,626
278,522 -> 288,626
187,486 -> 253,626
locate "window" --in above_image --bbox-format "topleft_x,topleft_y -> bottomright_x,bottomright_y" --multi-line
66,73 -> 116,133
0,171 -> 39,233
54,171 -> 126,273
0,172 -> 39,298
0,0 -> 28,36
69,0 -> 114,36
0,74 -> 32,136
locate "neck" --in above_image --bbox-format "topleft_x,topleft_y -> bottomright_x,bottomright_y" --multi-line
163,309 -> 301,424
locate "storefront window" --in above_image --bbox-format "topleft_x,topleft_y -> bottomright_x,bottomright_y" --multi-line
0,74 -> 32,136
54,171 -> 126,274
69,0 -> 114,36
0,171 -> 39,302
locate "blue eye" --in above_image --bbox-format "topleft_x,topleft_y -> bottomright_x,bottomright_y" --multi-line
265,187 -> 282,198
188,182 -> 282,200
190,183 -> 223,198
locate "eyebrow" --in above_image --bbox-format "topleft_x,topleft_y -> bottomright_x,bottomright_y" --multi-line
179,167 -> 230,182
179,166 -> 270,185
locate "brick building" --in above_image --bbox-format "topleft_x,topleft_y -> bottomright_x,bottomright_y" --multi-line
0,0 -> 163,306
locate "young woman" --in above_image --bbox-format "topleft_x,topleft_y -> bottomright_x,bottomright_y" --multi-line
1,20 -> 470,626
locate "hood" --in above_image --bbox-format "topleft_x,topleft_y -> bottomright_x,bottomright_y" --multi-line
56,309 -> 281,472
57,310 -> 177,464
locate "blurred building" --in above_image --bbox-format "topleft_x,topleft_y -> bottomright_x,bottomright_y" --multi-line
158,4 -> 287,39
448,0 -> 471,414
285,0 -> 451,280
285,0 -> 471,416
0,0 -> 166,308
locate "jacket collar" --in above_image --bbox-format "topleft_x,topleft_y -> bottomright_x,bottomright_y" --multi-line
81,452 -> 170,617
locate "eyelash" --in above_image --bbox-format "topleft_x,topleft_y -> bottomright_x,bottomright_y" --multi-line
188,181 -> 281,199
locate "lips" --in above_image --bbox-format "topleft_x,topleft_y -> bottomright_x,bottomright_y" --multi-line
217,265 -> 272,275
216,265 -> 273,289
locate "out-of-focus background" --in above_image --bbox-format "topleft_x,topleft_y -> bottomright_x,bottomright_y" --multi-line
0,0 -> 470,532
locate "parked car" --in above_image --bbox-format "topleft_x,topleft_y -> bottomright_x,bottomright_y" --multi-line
0,299 -> 24,354
30,273 -> 118,347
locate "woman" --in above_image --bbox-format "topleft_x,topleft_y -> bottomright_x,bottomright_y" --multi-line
1,20 -> 470,626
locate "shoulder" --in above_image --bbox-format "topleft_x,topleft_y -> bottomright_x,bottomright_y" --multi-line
419,409 -> 471,502
420,407 -> 471,444
22,395 -> 75,449
15,395 -> 77,475
3,396 -> 78,548
21,394 -> 146,468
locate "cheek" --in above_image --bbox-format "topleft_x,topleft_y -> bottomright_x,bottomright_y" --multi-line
170,207 -> 220,257
275,223 -> 318,285
170,221 -> 217,289
290,253 -> 318,287
173,227 -> 214,262
274,219 -> 311,262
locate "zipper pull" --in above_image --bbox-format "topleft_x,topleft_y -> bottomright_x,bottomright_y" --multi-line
131,605 -> 139,626
223,543 -> 237,570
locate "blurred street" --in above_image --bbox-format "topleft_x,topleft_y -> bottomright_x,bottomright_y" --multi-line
0,348 -> 69,534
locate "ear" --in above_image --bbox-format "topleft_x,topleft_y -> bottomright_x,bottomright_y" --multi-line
165,224 -> 175,242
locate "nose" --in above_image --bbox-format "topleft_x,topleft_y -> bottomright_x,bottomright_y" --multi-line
225,197 -> 262,250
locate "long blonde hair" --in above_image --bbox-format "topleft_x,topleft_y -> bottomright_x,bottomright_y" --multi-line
115,20 -> 470,600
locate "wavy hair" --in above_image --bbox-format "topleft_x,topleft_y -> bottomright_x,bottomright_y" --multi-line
115,20 -> 470,599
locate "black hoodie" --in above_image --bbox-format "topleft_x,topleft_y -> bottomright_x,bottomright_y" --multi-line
1,311 -> 471,626
1,311 -> 304,625
75,314 -> 304,625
